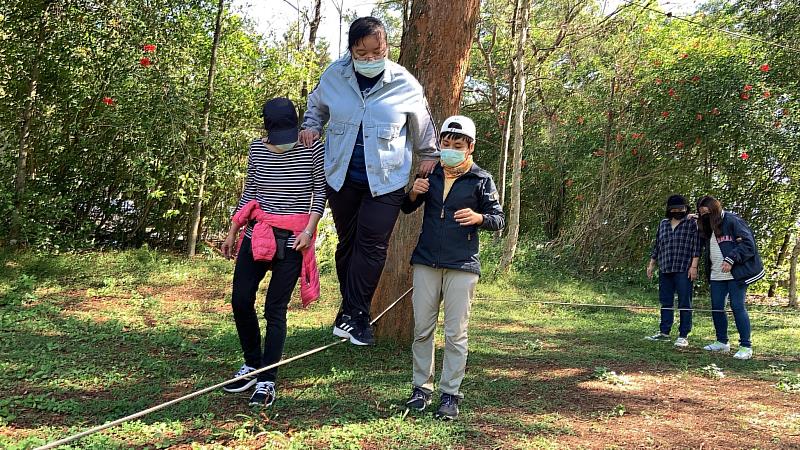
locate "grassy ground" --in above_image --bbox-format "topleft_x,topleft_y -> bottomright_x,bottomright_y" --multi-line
1,245 -> 799,449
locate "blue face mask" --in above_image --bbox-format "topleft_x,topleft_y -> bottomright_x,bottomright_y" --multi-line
272,141 -> 297,152
440,148 -> 466,167
353,58 -> 385,78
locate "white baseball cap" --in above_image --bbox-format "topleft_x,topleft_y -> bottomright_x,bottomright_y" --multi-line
440,115 -> 476,141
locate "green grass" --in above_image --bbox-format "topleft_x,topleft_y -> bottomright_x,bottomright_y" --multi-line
1,244 -> 799,449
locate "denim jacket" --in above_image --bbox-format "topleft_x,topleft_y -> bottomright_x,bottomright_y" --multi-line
302,54 -> 439,196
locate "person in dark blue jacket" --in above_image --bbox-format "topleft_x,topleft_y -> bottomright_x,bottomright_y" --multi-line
696,196 -> 765,360
400,115 -> 504,420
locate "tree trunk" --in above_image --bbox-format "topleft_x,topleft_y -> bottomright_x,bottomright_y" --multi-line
499,0 -> 531,271
370,0 -> 481,344
789,234 -> 800,308
768,228 -> 793,297
299,0 -> 322,116
187,0 -> 224,256
11,7 -> 49,245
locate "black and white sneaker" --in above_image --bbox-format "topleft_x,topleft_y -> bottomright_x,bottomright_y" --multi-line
333,312 -> 353,339
222,364 -> 258,393
348,315 -> 375,346
249,381 -> 276,407
435,393 -> 460,420
405,387 -> 432,411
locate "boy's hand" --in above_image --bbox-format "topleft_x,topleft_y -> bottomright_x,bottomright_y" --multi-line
454,208 -> 483,226
409,177 -> 429,201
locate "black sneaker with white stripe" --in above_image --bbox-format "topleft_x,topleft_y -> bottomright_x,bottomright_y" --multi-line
249,381 -> 276,407
222,364 -> 257,393
333,312 -> 353,339
347,314 -> 375,346
405,387 -> 432,411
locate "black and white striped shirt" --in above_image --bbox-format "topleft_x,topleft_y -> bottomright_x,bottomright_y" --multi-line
236,138 -> 326,246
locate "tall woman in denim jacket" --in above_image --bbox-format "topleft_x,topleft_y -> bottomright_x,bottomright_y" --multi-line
298,17 -> 439,346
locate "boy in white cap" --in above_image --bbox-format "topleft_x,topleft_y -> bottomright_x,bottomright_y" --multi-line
400,115 -> 505,420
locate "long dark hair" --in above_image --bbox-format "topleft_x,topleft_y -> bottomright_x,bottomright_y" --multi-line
696,195 -> 723,237
348,17 -> 387,51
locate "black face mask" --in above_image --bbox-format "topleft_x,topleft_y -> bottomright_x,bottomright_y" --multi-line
669,211 -> 688,220
701,214 -> 711,230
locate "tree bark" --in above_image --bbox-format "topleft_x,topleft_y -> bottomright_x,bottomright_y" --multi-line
370,0 -> 481,344
499,0 -> 531,271
299,0 -> 322,116
768,230 -> 792,297
11,6 -> 50,245
789,234 -> 800,308
187,0 -> 224,256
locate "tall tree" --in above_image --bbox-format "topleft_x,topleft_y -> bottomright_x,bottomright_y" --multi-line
370,0 -> 481,343
499,0 -> 531,270
187,0 -> 225,256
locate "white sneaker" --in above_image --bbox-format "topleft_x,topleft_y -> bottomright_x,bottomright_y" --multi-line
703,341 -> 731,352
733,347 -> 753,360
674,337 -> 689,348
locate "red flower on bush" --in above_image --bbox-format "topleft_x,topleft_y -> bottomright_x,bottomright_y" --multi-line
740,92 -> 750,100
740,152 -> 749,160
712,107 -> 721,115
774,121 -> 782,128
691,75 -> 700,82
655,78 -> 663,85
143,44 -> 157,53
668,88 -> 676,97
675,141 -> 684,149
763,91 -> 771,98
631,132 -> 643,139
680,53 -> 689,59
744,84 -> 753,91
616,133 -> 624,142
631,148 -> 638,156
140,57 -> 152,67
696,113 -> 703,121
102,97 -> 114,106
578,116 -> 585,125
760,64 -> 770,72
661,111 -> 670,118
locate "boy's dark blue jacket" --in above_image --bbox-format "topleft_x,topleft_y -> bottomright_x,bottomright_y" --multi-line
700,211 -> 765,285
401,163 -> 505,275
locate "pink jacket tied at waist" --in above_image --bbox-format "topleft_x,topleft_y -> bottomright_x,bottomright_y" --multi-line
233,200 -> 320,307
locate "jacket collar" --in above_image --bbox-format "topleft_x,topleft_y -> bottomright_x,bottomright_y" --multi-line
432,162 -> 486,179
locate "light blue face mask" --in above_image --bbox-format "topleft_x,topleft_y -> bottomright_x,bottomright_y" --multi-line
440,148 -> 466,167
353,58 -> 386,78
272,141 -> 297,152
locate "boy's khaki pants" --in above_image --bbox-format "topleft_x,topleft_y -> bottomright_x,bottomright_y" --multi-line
411,264 -> 479,398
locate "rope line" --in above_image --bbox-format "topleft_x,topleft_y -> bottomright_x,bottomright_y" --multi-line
34,288 -> 414,450
630,2 -> 800,54
475,297 -> 800,316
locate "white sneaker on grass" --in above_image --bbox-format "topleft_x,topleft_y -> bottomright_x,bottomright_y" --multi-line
674,337 -> 689,348
733,347 -> 753,360
703,341 -> 730,352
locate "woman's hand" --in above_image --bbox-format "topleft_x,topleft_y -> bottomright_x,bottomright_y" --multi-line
418,160 -> 438,177
299,129 -> 320,147
222,233 -> 237,259
454,208 -> 483,226
293,231 -> 313,251
721,261 -> 732,273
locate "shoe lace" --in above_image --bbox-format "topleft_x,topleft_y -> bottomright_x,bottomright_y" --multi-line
442,394 -> 457,407
235,365 -> 254,377
412,388 -> 427,401
254,381 -> 275,397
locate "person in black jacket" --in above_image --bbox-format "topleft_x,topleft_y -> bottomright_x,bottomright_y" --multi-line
697,196 -> 765,360
401,115 -> 504,420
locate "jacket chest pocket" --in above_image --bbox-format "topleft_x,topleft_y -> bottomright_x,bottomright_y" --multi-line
377,123 -> 405,169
